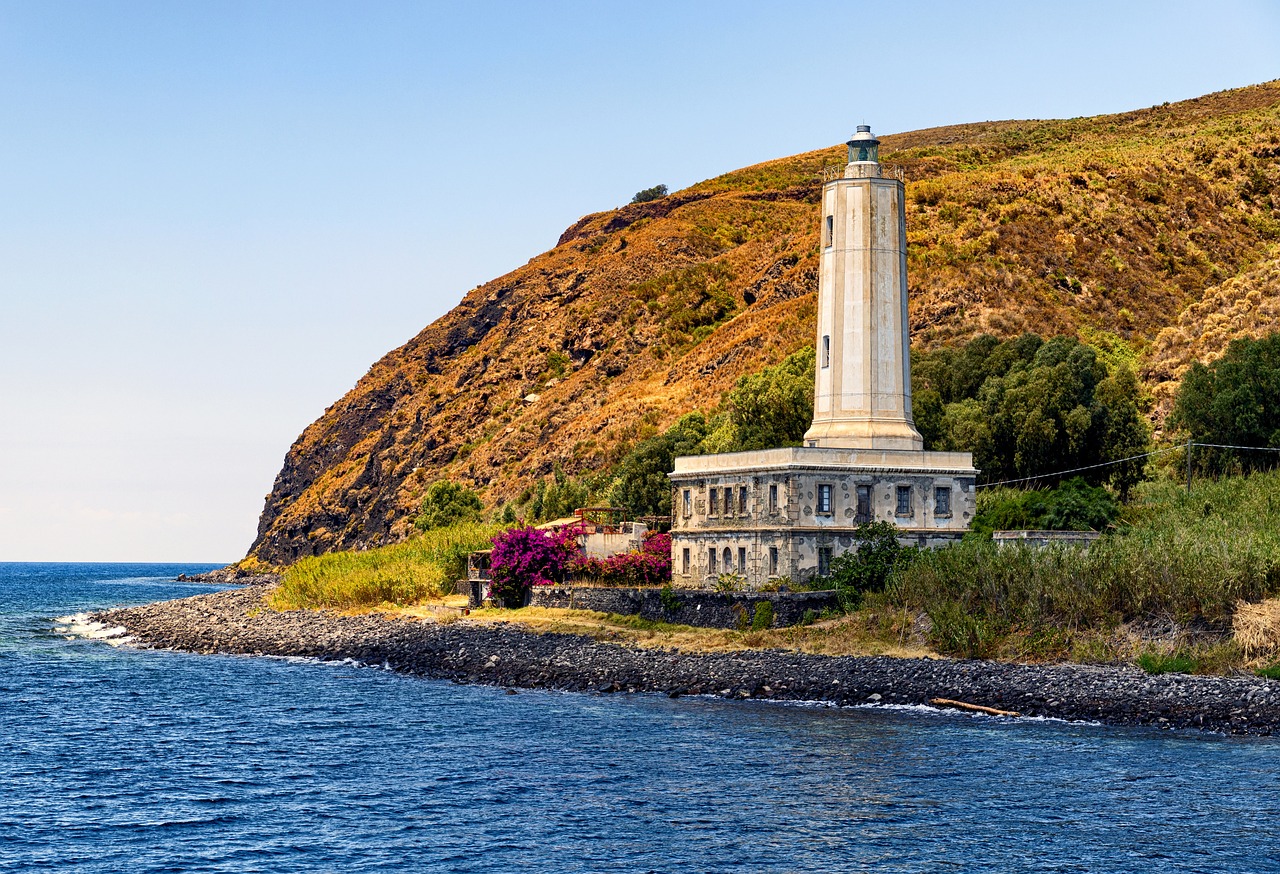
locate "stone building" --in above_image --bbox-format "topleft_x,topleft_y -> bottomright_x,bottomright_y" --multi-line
669,126 -> 978,588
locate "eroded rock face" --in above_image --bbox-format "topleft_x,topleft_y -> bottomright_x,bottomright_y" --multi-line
246,83 -> 1280,564
95,587 -> 1280,735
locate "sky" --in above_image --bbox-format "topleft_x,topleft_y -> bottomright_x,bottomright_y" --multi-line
1,0 -> 1277,563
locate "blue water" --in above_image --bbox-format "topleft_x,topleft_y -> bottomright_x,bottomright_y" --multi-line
3,564 -> 1280,873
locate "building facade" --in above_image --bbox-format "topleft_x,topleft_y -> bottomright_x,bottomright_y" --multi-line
669,126 -> 979,589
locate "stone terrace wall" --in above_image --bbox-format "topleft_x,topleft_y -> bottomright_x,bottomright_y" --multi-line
527,586 -> 839,629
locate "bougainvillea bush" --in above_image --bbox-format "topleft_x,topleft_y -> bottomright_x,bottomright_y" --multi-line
488,526 -> 579,606
570,532 -> 672,587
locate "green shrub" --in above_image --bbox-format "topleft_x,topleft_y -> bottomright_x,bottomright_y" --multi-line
1256,663 -> 1280,680
828,521 -> 916,609
658,584 -> 681,613
751,601 -> 775,631
971,478 -> 1119,536
715,573 -> 745,593
415,480 -> 482,532
927,601 -> 1002,659
1136,650 -> 1198,675
631,184 -> 668,204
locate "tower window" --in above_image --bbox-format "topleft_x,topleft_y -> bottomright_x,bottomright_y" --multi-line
709,548 -> 717,574
682,489 -> 692,517
769,484 -> 778,513
724,487 -> 734,516
824,215 -> 834,247
738,486 -> 748,515
856,485 -> 872,523
682,548 -> 690,575
935,486 -> 952,517
769,546 -> 779,576
817,483 -> 833,514
709,488 -> 720,516
822,335 -> 831,369
738,547 -> 747,573
896,485 -> 913,516
723,547 -> 733,570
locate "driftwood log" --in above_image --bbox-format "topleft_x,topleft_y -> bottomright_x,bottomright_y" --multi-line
930,697 -> 1021,718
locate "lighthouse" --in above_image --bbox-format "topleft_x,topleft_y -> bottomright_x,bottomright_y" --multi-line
667,125 -> 978,589
805,125 -> 923,451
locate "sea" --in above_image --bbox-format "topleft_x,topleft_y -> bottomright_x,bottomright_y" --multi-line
2,562 -> 1279,873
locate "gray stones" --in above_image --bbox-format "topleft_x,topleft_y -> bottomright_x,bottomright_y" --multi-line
91,585 -> 1280,736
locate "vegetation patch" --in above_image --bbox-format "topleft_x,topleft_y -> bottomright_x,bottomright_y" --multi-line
271,522 -> 504,610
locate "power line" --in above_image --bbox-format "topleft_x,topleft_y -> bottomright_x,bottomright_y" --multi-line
976,441 -> 1280,490
1188,442 -> 1280,453
976,446 -> 1180,489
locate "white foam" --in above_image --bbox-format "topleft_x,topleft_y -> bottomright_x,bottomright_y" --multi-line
52,612 -> 134,646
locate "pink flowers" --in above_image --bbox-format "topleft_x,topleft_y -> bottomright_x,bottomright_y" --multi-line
488,526 -> 580,605
570,532 -> 672,587
488,528 -> 672,605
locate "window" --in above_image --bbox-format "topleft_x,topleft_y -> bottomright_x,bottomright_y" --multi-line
682,548 -> 690,575
682,489 -> 692,517
817,483 -> 833,514
824,214 -> 834,247
769,546 -> 779,576
738,486 -> 748,515
723,547 -> 733,571
818,546 -> 832,577
935,486 -> 952,517
724,487 -> 735,516
856,485 -> 872,523
709,548 -> 717,574
769,484 -> 778,513
738,547 -> 747,573
896,485 -> 913,516
710,488 -> 720,516
822,335 -> 830,369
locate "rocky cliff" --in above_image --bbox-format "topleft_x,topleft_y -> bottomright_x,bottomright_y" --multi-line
249,81 -> 1280,565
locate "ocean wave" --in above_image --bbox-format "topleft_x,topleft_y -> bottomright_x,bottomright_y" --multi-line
52,613 -> 134,646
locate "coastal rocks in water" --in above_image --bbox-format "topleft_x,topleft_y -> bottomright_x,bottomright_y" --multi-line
92,586 -> 1280,736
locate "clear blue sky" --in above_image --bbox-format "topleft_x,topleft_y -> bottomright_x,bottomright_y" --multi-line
1,0 -> 1277,562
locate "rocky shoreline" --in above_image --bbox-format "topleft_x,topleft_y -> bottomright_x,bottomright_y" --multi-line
92,584 -> 1280,736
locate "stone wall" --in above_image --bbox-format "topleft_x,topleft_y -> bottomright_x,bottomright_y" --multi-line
526,586 -> 839,629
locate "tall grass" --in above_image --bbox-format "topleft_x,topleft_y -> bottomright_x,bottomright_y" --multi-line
886,472 -> 1280,657
270,522 -> 504,610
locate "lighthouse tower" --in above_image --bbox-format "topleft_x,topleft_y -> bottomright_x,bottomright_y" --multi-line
666,124 -> 978,590
804,125 -> 923,450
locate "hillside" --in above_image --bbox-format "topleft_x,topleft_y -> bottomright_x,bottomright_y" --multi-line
248,82 -> 1280,565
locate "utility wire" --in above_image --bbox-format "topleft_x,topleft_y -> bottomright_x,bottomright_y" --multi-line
976,441 -> 1280,490
976,445 -> 1181,489
1187,442 -> 1280,453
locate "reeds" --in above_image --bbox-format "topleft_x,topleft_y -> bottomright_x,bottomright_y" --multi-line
269,522 -> 504,610
887,471 -> 1280,657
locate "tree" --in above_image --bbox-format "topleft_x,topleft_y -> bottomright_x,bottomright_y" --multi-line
631,184 -> 668,204
1171,334 -> 1280,474
414,480 -> 482,531
723,346 -> 815,451
928,335 -> 1149,489
608,414 -> 709,516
